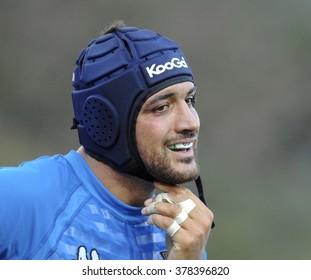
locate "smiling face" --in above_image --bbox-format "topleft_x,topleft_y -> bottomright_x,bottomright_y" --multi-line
135,81 -> 200,184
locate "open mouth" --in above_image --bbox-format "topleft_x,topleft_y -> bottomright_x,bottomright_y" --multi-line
168,142 -> 193,152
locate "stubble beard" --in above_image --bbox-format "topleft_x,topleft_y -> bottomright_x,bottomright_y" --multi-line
138,141 -> 200,185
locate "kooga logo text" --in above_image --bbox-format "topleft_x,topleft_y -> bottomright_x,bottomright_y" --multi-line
146,57 -> 188,78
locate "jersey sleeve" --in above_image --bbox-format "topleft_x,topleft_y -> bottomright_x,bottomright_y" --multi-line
0,165 -> 38,258
0,154 -> 80,259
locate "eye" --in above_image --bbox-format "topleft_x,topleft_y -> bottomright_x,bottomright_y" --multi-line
153,104 -> 169,113
186,95 -> 196,107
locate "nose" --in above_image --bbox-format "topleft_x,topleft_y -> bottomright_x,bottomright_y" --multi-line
175,103 -> 200,134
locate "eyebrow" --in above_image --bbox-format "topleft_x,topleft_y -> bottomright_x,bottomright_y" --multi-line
147,85 -> 197,106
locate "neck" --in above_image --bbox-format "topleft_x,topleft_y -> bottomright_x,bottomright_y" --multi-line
77,147 -> 154,207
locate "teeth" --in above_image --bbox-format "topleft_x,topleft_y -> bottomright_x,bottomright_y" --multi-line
169,142 -> 193,150
176,142 -> 193,149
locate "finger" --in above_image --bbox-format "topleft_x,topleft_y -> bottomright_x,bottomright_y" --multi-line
166,220 -> 181,237
147,205 -> 189,226
142,191 -> 214,234
154,182 -> 207,212
144,200 -> 182,219
148,202 -> 201,234
145,196 -> 214,234
155,200 -> 194,223
153,181 -> 186,196
178,198 -> 196,214
149,208 -> 207,240
149,214 -> 184,238
146,202 -> 159,215
174,209 -> 188,224
149,193 -> 213,231
144,197 -> 154,206
156,192 -> 176,204
152,192 -> 197,220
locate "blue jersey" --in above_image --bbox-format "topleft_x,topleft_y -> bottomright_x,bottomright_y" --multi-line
0,151 -> 168,260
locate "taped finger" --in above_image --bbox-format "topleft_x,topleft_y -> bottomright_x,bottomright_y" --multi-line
178,198 -> 196,214
156,193 -> 176,204
166,220 -> 181,237
146,202 -> 159,215
146,215 -> 155,225
174,209 -> 188,225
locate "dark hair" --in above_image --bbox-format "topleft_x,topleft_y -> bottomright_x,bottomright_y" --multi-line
102,20 -> 127,35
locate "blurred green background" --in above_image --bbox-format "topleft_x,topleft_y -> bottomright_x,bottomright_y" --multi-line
1,0 -> 310,259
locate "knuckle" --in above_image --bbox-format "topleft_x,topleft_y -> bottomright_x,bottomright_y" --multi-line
163,218 -> 174,229
171,203 -> 182,213
199,208 -> 214,228
182,234 -> 198,249
203,213 -> 214,229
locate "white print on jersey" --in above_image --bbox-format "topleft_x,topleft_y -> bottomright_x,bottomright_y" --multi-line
77,245 -> 100,260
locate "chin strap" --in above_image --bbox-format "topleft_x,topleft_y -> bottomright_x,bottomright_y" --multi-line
195,176 -> 215,229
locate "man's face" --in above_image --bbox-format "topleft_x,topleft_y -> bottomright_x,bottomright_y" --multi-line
136,81 -> 200,185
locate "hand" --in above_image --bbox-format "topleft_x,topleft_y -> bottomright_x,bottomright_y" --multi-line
141,182 -> 214,260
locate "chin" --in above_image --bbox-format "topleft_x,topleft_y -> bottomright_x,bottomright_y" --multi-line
140,150 -> 200,184
153,165 -> 200,185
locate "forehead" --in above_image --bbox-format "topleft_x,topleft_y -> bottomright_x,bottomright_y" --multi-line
143,81 -> 196,106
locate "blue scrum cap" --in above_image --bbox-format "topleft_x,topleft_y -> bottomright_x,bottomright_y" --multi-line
71,26 -> 194,181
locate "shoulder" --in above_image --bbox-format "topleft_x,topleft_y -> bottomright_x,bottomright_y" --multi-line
0,153 -> 82,259
0,153 -> 80,202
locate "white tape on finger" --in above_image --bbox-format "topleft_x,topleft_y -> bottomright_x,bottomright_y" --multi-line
166,220 -> 181,237
156,193 -> 175,204
174,209 -> 188,225
147,202 -> 159,215
178,199 -> 196,214
147,216 -> 155,226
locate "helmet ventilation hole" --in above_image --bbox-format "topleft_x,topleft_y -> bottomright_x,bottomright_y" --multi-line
82,96 -> 119,148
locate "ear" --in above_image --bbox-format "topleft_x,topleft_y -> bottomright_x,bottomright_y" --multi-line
82,95 -> 120,148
